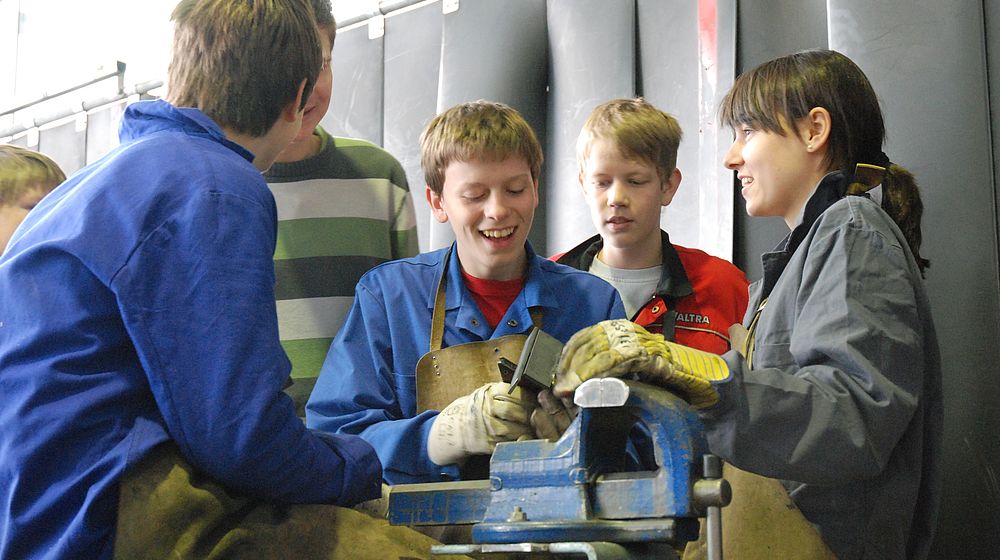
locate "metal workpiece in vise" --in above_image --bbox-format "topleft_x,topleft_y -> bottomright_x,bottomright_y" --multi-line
388,375 -> 732,559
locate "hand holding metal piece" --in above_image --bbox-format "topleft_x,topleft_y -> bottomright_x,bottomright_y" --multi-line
426,382 -> 537,466
554,319 -> 730,409
529,388 -> 574,441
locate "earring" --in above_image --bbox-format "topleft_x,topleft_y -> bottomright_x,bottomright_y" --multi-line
806,144 -> 813,151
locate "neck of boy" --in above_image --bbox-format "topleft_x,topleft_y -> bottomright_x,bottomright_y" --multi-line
221,127 -> 285,172
457,248 -> 528,282
598,238 -> 662,270
274,131 -> 322,164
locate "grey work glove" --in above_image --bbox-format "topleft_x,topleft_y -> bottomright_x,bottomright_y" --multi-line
529,388 -> 575,441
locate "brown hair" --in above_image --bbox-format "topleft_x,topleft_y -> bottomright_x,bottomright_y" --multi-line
0,145 -> 66,205
577,98 -> 683,183
167,0 -> 322,137
720,49 -> 929,274
420,101 -> 543,195
309,0 -> 336,45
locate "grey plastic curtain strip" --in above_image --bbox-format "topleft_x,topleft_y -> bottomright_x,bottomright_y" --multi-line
339,0 -> 441,29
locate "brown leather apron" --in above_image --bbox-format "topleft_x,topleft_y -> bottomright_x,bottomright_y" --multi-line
114,442 -> 467,559
414,248 -> 541,413
682,300 -> 836,559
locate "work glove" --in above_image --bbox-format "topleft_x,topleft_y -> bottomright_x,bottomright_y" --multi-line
529,388 -> 574,441
427,382 -> 537,467
552,319 -> 730,409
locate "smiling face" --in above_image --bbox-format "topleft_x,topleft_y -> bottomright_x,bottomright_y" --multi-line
427,157 -> 538,280
724,117 -> 824,229
580,138 -> 678,269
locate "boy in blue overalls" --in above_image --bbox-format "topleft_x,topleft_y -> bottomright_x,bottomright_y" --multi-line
307,101 -> 626,485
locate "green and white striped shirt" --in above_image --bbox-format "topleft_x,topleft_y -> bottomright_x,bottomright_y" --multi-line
265,127 -> 418,414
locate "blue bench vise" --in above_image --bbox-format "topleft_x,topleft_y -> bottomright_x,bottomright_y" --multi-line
387,377 -> 731,559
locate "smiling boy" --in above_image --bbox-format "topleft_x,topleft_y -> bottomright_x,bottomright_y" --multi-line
555,98 -> 748,354
306,101 -> 625,484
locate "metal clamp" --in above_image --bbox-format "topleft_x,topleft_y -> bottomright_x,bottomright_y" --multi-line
692,454 -> 731,560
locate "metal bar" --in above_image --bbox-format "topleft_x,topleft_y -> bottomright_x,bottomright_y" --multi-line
338,0 -> 441,29
430,541 -> 680,559
0,80 -> 161,140
387,479 -> 492,526
1,61 -> 125,117
702,455 -> 724,560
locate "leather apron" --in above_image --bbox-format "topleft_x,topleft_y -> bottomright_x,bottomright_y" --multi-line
113,442 -> 464,559
414,248 -> 542,414
408,250 -> 541,545
682,300 -> 836,559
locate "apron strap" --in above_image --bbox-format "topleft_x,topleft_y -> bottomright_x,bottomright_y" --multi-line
429,247 -> 452,352
743,297 -> 768,370
429,246 -> 543,352
645,298 -> 678,341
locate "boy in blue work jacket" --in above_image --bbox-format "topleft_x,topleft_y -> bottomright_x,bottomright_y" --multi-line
0,1 -> 444,558
306,101 -> 626,484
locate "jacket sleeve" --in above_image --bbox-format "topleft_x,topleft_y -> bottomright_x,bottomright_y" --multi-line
702,219 -> 925,485
113,188 -> 381,506
306,280 -> 461,484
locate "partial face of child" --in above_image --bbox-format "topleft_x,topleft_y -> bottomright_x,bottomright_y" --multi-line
294,31 -> 333,144
428,156 -> 538,281
724,117 -> 822,229
579,138 -> 675,268
0,184 -> 50,251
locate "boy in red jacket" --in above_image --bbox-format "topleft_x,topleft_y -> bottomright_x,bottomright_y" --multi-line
553,98 -> 748,354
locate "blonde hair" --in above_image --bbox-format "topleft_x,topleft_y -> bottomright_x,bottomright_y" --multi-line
420,101 -> 543,195
167,0 -> 322,137
0,145 -> 66,205
577,98 -> 683,182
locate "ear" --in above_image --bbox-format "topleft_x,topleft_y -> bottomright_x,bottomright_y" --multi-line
280,79 -> 310,122
661,168 -> 682,206
578,171 -> 587,195
426,185 -> 449,224
800,107 -> 831,153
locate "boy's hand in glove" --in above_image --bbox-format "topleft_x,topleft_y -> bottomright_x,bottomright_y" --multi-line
529,388 -> 575,441
427,382 -> 537,466
552,319 -> 730,409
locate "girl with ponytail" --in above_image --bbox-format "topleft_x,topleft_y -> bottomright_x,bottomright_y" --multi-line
710,49 -> 943,559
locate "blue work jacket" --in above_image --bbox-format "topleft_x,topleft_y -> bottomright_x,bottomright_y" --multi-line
306,243 -> 626,483
0,100 -> 380,560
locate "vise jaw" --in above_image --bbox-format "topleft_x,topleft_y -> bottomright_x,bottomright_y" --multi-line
388,377 -> 730,554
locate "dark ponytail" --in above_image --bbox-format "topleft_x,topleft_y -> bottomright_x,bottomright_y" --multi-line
882,164 -> 930,275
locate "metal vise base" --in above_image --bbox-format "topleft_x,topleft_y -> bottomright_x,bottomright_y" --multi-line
389,378 -> 709,549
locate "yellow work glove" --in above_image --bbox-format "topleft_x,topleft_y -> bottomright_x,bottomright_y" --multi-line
552,319 -> 730,409
427,382 -> 537,466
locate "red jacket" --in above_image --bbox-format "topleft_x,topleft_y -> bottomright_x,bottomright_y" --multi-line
553,231 -> 749,354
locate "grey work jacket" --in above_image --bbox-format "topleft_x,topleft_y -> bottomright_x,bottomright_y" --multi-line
703,171 -> 943,560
